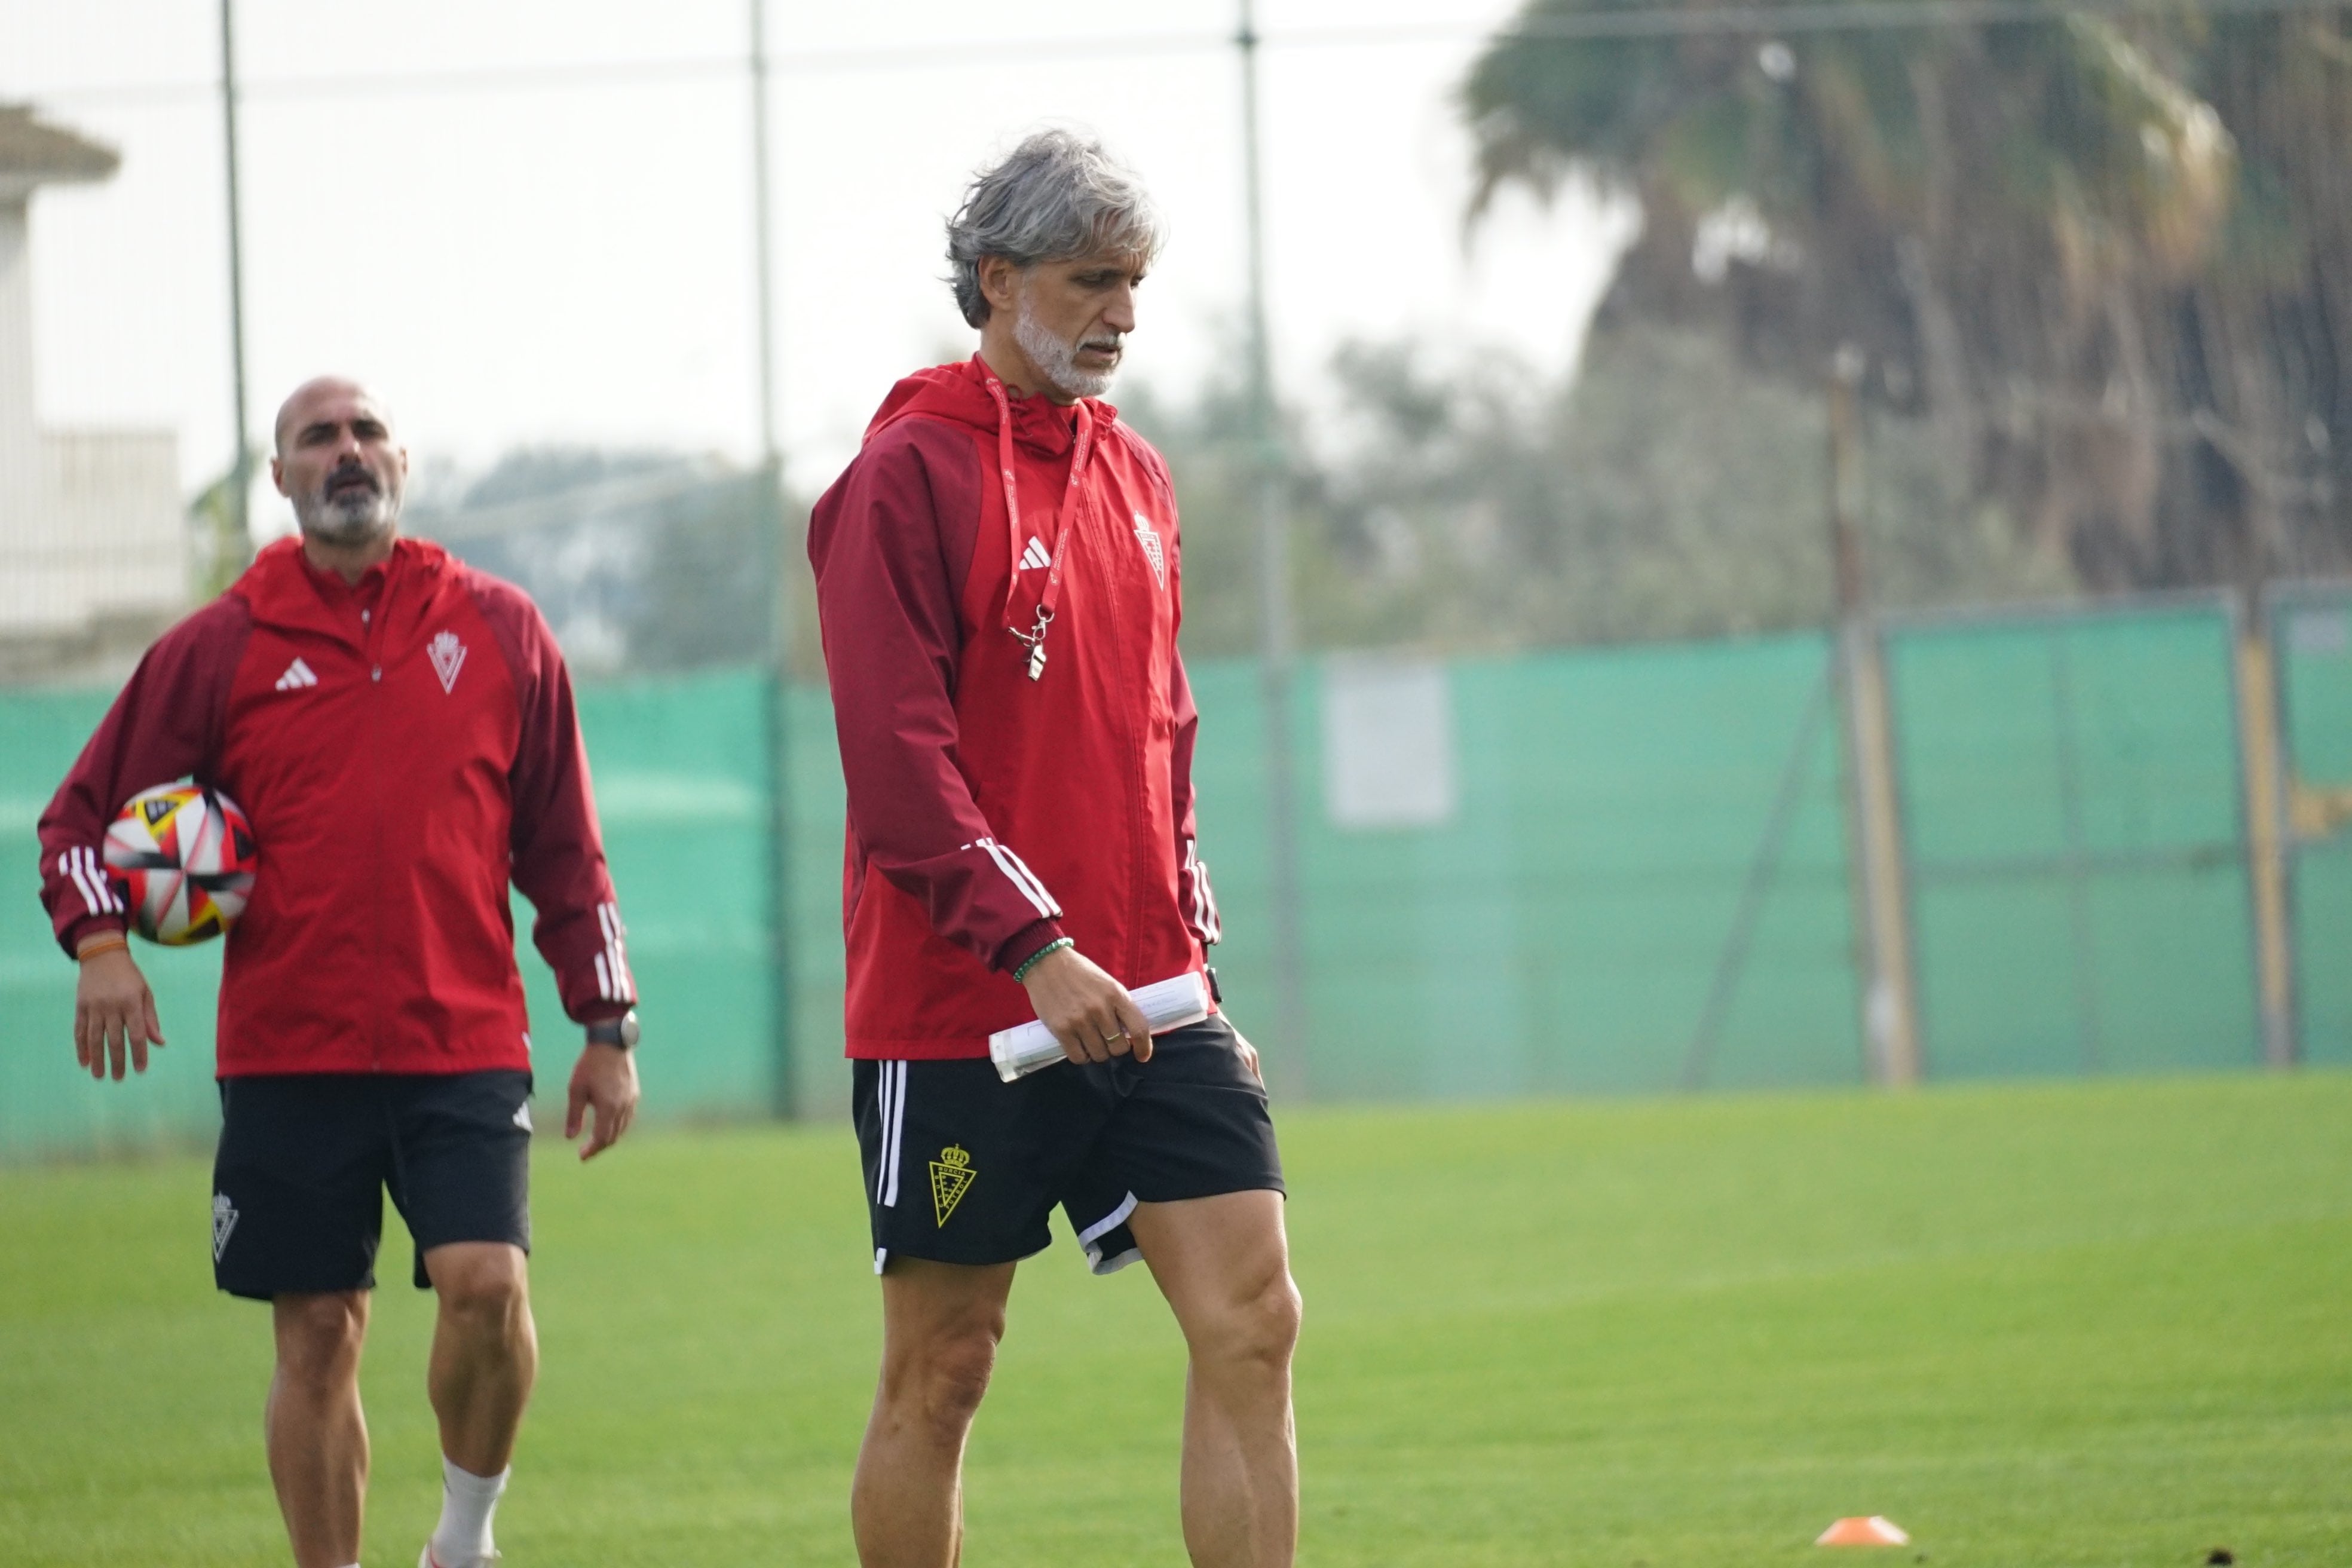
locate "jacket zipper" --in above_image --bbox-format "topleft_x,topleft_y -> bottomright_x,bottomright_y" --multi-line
361,581 -> 391,1071
1079,480 -> 1156,982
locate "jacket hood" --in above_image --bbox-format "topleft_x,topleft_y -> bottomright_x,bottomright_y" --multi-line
234,534 -> 454,632
863,355 -> 1117,459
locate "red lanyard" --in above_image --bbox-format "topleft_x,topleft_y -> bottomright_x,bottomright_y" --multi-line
982,370 -> 1094,681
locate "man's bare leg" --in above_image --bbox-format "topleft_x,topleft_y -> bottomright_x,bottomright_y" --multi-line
268,1289 -> 372,1568
418,1242 -> 535,1566
1130,1190 -> 1301,1568
852,1258 -> 1016,1568
422,1242 -> 538,1474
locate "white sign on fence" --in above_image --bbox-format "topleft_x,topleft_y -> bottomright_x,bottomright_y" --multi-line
1321,655 -> 1457,830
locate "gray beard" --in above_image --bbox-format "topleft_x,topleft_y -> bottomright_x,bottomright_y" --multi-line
295,485 -> 399,547
1013,302 -> 1117,400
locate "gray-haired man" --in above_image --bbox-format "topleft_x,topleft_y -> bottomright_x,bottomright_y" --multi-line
807,130 -> 1301,1567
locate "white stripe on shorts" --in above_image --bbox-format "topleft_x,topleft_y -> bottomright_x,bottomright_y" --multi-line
1076,1191 -> 1139,1249
878,1061 -> 907,1208
1077,1192 -> 1144,1275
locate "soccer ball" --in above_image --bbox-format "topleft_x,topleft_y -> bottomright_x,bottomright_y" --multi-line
102,784 -> 258,945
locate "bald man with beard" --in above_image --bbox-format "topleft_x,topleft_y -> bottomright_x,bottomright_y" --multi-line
37,378 -> 644,1568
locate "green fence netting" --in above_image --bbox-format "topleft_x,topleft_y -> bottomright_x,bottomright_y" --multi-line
5,598 -> 2318,1162
1186,640 -> 1861,1104
1,669 -> 780,1160
1885,600 -> 2262,1079
2272,583 -> 2352,1067
782,638 -> 1862,1117
2,688 -> 226,1158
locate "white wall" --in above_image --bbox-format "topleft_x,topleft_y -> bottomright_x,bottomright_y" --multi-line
10,428 -> 185,633
0,193 -> 186,637
0,200 -> 36,558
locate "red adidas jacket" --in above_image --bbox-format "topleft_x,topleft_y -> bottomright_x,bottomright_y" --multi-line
38,536 -> 635,1077
808,356 -> 1220,1059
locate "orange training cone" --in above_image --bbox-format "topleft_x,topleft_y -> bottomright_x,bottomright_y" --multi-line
1817,1516 -> 1911,1546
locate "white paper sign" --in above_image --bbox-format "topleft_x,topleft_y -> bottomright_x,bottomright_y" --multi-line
1322,655 -> 1457,829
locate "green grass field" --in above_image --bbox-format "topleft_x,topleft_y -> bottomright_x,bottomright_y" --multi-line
2,1072 -> 2347,1566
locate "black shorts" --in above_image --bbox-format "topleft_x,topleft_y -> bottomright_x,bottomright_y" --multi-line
210,1070 -> 534,1301
852,1013 -> 1284,1276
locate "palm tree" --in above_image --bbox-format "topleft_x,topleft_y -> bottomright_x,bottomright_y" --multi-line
1463,1 -> 2345,590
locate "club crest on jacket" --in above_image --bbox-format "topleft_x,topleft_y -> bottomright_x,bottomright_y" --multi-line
1133,513 -> 1166,589
428,630 -> 467,694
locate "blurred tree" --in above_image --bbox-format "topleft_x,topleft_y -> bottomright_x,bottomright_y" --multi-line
1133,319 -> 2065,659
186,461 -> 254,601
409,447 -> 774,675
1119,360 -> 1344,660
1463,1 -> 2351,589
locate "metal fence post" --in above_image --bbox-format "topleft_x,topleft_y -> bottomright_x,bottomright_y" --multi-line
749,0 -> 797,1116
217,0 -> 250,547
1827,348 -> 1923,1086
2234,591 -> 2298,1069
1237,0 -> 1309,1097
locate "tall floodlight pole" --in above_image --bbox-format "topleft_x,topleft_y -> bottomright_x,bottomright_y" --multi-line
219,0 -> 252,547
750,0 -> 797,1116
751,0 -> 780,467
1238,0 -> 1309,1095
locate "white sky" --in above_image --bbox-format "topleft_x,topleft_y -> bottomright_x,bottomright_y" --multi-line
4,0 -> 1633,517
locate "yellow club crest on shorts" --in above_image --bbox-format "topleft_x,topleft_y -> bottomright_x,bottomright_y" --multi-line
929,1144 -> 976,1227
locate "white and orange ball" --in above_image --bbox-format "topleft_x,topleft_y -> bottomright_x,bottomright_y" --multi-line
102,784 -> 258,945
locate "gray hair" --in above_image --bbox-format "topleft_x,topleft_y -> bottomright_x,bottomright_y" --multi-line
946,129 -> 1165,329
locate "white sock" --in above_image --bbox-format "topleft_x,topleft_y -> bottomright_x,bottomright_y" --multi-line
428,1456 -> 508,1564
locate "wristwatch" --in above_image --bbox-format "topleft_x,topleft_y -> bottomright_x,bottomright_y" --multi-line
586,1009 -> 640,1049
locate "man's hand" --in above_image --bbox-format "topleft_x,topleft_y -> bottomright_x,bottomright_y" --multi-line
75,941 -> 164,1082
565,1042 -> 639,1160
1021,945 -> 1152,1066
1231,1028 -> 1264,1085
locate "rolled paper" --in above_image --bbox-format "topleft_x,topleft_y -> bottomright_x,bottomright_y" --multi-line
988,970 -> 1211,1082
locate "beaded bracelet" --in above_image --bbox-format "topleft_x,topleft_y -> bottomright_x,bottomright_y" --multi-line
76,935 -> 130,961
1012,936 -> 1074,984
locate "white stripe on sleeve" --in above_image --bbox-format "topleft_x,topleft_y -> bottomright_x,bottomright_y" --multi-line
976,838 -> 1059,919
88,847 -> 122,913
60,851 -> 96,914
994,841 -> 1061,916
1181,842 -> 1220,943
63,849 -> 110,916
596,903 -> 636,1000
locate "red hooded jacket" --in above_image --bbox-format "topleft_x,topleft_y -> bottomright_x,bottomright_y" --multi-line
807,356 -> 1221,1059
38,536 -> 634,1077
